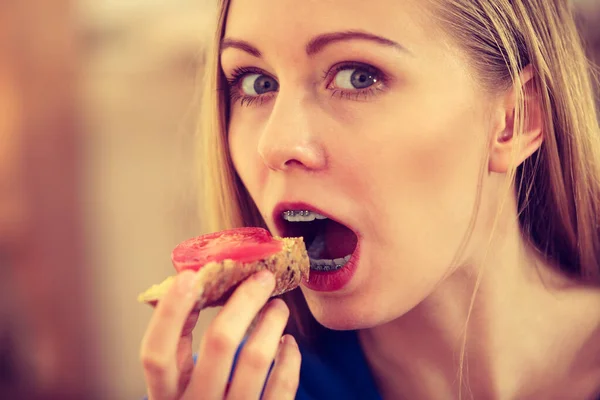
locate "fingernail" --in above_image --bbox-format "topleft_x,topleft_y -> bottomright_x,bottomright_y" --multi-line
254,270 -> 274,286
177,270 -> 198,294
281,334 -> 297,347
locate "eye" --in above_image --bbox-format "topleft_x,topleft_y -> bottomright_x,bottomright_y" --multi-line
241,74 -> 279,96
333,67 -> 379,90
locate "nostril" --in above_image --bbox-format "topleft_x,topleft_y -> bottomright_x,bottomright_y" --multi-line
283,159 -> 303,168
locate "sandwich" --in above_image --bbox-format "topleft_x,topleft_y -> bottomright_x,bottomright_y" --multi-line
137,227 -> 309,311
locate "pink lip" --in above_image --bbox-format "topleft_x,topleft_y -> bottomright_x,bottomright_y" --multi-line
303,239 -> 361,292
271,200 -> 360,292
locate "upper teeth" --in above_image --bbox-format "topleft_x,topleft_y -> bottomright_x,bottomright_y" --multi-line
282,210 -> 328,222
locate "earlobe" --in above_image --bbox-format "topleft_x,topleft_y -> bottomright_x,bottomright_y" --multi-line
489,65 -> 544,174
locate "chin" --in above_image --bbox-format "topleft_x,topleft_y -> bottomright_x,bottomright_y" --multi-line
303,294 -> 392,331
313,314 -> 376,331
301,282 -> 435,332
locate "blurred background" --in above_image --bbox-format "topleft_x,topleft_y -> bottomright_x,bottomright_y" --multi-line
0,0 -> 599,399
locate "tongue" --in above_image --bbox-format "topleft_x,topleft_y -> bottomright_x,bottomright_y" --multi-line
323,220 -> 358,259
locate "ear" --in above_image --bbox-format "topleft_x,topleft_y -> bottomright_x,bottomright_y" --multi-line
488,65 -> 544,174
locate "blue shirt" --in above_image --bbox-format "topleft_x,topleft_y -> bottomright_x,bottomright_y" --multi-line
293,329 -> 381,399
229,328 -> 381,399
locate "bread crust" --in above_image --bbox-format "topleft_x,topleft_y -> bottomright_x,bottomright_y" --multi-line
138,236 -> 309,311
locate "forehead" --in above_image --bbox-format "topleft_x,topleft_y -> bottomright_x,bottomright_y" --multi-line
224,0 -> 433,53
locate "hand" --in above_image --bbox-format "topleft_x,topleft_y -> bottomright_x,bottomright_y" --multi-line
140,269 -> 302,400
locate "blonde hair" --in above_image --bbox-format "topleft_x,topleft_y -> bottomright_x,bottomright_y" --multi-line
198,0 -> 600,386
431,0 -> 600,281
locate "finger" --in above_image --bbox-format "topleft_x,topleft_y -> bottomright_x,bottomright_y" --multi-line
175,333 -> 194,397
183,270 -> 276,400
226,299 -> 290,399
140,270 -> 200,400
261,335 -> 302,400
173,311 -> 200,395
181,311 -> 200,337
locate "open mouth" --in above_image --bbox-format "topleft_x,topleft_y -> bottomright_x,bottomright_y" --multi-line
279,210 -> 358,272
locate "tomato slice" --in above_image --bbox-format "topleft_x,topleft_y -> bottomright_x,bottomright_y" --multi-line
171,227 -> 283,272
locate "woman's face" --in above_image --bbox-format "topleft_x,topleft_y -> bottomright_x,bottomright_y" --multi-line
224,0 -> 501,329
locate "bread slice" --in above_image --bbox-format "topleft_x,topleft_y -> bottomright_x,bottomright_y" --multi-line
137,236 -> 309,311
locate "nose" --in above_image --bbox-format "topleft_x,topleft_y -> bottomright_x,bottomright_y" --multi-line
257,94 -> 327,172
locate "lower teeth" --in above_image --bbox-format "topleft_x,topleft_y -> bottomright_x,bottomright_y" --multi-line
309,254 -> 352,272
306,228 -> 354,272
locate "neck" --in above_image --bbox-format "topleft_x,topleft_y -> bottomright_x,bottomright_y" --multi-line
358,221 -> 600,400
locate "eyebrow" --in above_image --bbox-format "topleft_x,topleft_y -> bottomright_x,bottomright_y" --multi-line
220,30 -> 408,58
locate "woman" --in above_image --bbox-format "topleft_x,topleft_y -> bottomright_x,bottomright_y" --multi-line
140,0 -> 600,398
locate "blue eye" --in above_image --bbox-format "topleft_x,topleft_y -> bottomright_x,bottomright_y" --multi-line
225,62 -> 386,107
333,67 -> 379,90
241,74 -> 279,95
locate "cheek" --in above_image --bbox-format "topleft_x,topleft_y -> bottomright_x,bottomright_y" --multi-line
228,117 -> 264,196
347,88 -> 489,265
393,115 -> 484,260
